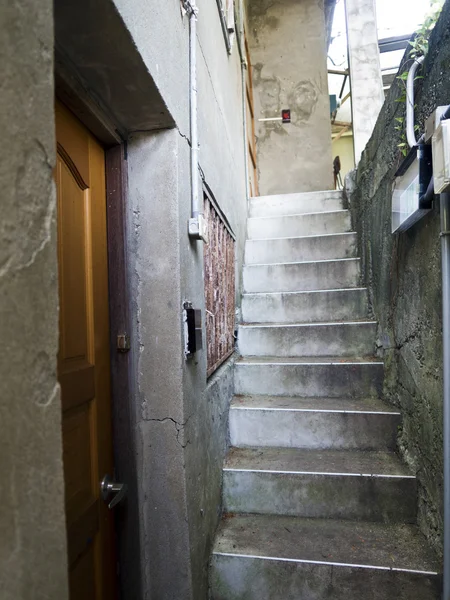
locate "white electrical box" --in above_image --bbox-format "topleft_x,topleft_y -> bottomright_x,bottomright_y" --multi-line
392,144 -> 433,233
432,119 -> 450,194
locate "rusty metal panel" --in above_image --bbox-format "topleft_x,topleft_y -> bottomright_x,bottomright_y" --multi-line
204,195 -> 236,377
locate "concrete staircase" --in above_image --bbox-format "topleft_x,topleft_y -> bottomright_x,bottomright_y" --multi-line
210,191 -> 441,600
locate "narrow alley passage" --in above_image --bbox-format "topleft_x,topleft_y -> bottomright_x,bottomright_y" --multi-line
210,190 -> 440,599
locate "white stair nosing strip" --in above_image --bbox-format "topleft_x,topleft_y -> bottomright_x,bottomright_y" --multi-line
223,468 -> 415,479
238,360 -> 384,366
246,231 -> 356,242
251,190 -> 343,199
230,407 -> 400,415
245,257 -> 360,267
251,191 -> 343,199
243,288 -> 368,296
212,552 -> 438,576
248,209 -> 349,221
240,321 -> 376,329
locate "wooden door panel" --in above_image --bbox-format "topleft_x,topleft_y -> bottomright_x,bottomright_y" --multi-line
63,406 -> 94,522
57,158 -> 89,361
55,100 -> 116,600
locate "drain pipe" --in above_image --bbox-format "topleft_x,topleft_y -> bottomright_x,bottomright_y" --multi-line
185,0 -> 207,241
442,105 -> 450,600
442,190 -> 450,600
406,55 -> 425,148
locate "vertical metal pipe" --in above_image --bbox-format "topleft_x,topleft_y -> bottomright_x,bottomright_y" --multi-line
186,1 -> 206,240
189,2 -> 199,218
441,191 -> 450,600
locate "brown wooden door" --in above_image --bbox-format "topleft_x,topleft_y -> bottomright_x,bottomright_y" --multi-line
55,100 -> 116,600
245,29 -> 259,197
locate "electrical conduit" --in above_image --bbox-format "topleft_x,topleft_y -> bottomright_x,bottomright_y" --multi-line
406,55 -> 425,148
185,0 -> 206,241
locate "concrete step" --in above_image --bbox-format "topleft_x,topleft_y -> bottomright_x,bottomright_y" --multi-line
238,321 -> 377,358
234,357 -> 384,397
210,515 -> 440,600
223,447 -> 416,523
241,288 -> 369,324
248,190 -> 344,218
247,210 -> 351,240
245,232 -> 357,265
243,258 -> 361,293
229,396 -> 399,450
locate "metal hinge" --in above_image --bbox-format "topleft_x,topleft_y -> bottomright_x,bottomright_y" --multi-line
117,334 -> 131,353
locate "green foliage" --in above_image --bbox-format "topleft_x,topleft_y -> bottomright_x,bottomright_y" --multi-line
396,0 -> 444,156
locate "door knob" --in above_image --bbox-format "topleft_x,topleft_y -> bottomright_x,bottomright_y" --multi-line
100,475 -> 128,509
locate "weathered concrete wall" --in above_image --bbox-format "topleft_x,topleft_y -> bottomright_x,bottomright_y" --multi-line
127,130 -> 194,600
246,0 -> 334,195
185,359 -> 235,600
345,0 -> 384,163
346,1 -> 450,556
127,125 -> 236,599
116,2 -> 246,597
0,0 -> 69,599
113,0 -> 247,283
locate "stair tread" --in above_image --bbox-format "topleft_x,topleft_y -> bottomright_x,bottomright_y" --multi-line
224,447 -> 413,477
231,396 -> 399,414
237,356 -> 383,364
213,514 -> 439,573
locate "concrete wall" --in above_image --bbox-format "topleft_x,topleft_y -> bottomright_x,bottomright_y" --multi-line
346,1 -> 450,557
111,1 -> 247,598
246,0 -> 334,196
0,0 -> 68,599
125,127 -> 238,599
345,0 -> 384,163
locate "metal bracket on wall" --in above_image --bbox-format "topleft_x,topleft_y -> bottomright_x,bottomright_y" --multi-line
117,334 -> 131,353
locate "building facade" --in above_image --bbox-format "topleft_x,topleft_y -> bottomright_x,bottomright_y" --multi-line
0,0 -> 336,598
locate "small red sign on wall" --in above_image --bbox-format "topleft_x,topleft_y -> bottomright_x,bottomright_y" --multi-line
282,109 -> 291,123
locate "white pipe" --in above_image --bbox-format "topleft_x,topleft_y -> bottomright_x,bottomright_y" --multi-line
406,55 -> 425,148
186,1 -> 206,240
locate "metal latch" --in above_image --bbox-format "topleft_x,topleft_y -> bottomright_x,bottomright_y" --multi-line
117,334 -> 131,353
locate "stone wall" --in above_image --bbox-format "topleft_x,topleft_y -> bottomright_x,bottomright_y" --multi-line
246,0 -> 334,195
0,0 -> 68,598
346,0 -> 450,556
